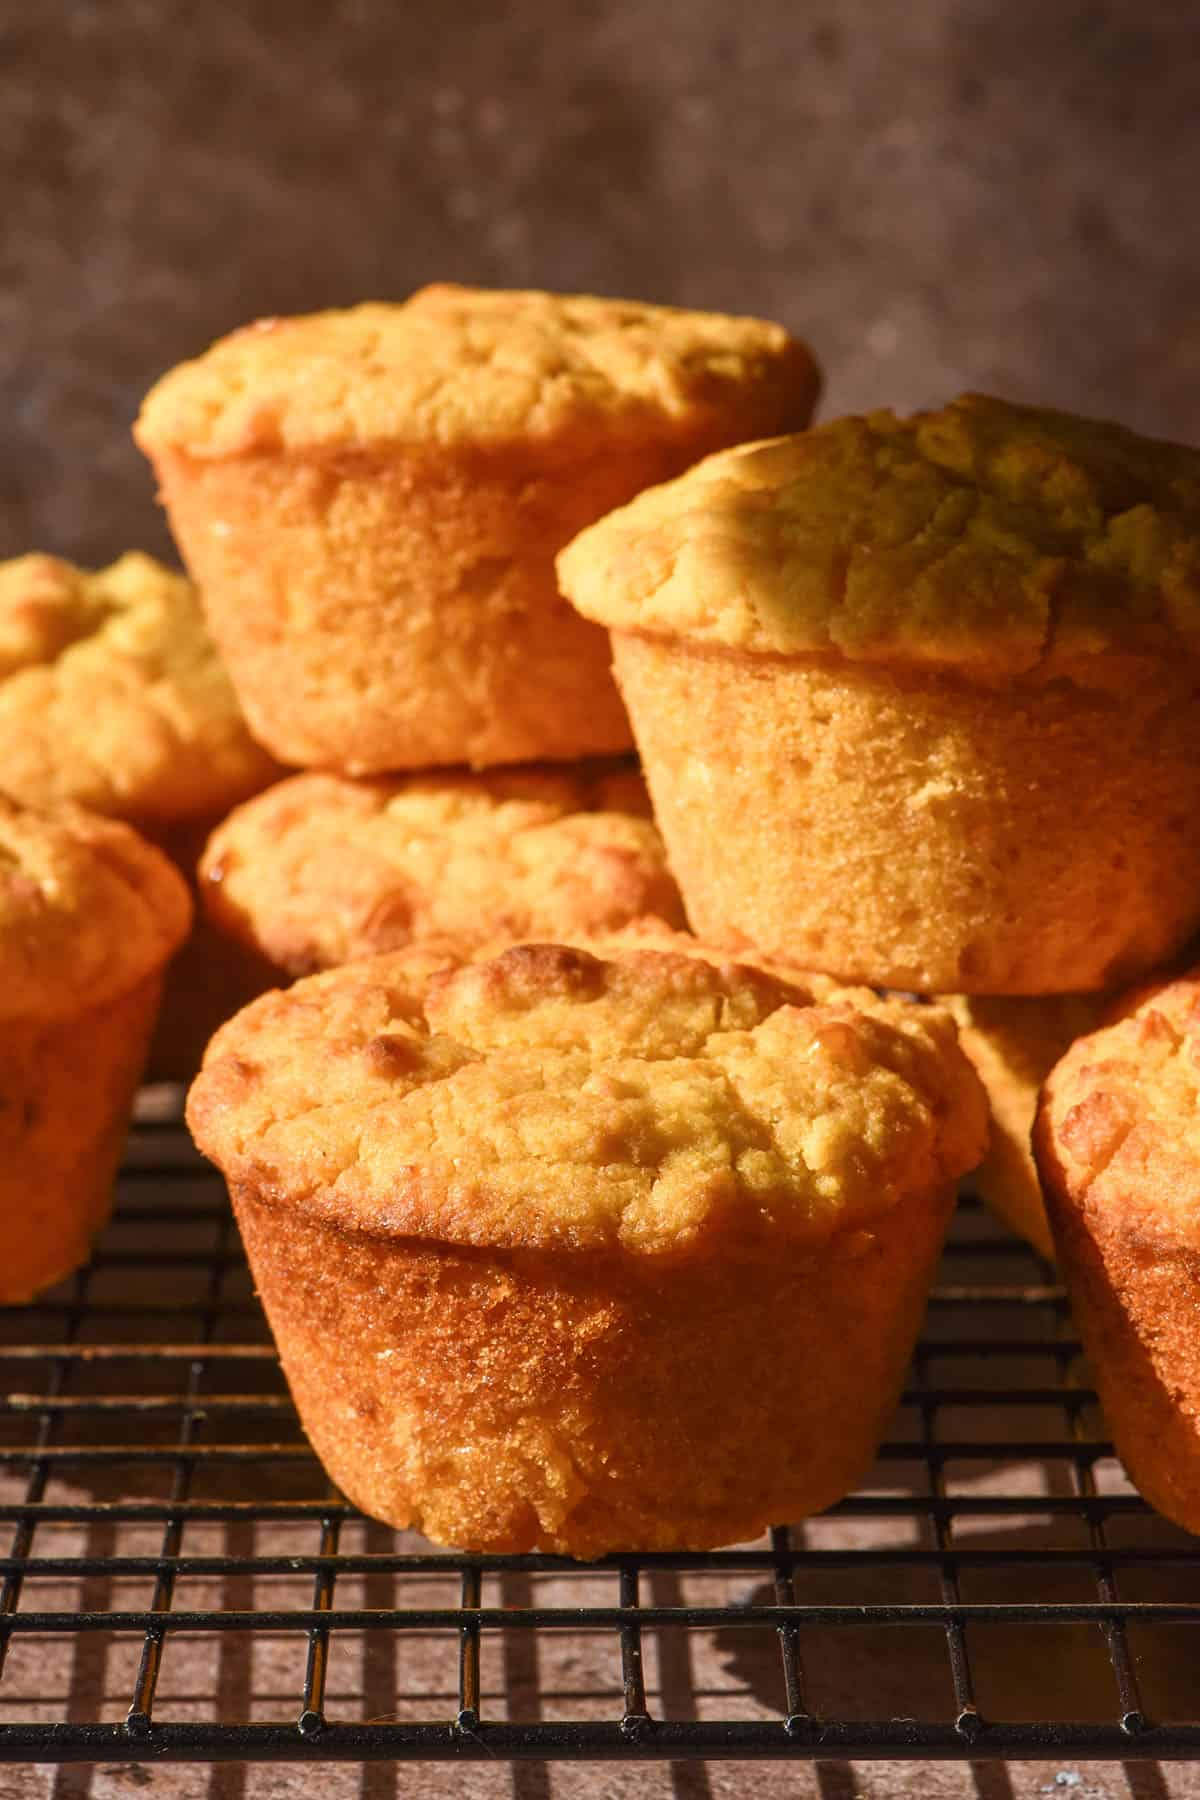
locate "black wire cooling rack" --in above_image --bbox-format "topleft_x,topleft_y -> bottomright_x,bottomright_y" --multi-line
2,1104 -> 1200,1768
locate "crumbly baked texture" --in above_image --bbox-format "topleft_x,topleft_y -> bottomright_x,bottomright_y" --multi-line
0,553 -> 279,824
610,632 -> 1200,993
189,941 -> 985,1552
135,287 -> 820,458
945,992 -> 1110,1257
558,395 -> 1200,683
1035,973 -> 1200,1530
0,796 -> 192,1022
134,287 -> 820,772
200,763 -> 684,978
190,943 -> 985,1256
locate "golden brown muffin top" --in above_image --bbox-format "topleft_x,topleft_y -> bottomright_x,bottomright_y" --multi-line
1035,973 -> 1200,1247
0,797 -> 192,1021
558,394 -> 1200,681
134,285 -> 819,459
0,553 -> 279,825
188,940 -> 987,1258
200,764 -> 683,976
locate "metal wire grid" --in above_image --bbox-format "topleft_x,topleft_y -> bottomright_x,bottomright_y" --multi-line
1,1112 -> 1199,1765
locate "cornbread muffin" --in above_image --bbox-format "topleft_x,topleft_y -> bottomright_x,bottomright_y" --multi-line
188,940 -> 986,1554
199,762 -> 684,981
0,551 -> 280,1077
135,285 -> 820,772
559,395 -> 1200,994
0,552 -> 278,824
0,798 -> 191,1302
946,993 -> 1110,1258
1034,972 -> 1200,1531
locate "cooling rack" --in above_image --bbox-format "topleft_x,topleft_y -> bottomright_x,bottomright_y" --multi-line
2,1104 -> 1200,1766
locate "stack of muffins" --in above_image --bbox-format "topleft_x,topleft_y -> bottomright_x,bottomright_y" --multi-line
136,286 -> 994,1554
8,280 -> 1200,1555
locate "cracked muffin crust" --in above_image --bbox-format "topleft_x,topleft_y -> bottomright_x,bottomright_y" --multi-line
559,394 -> 1200,676
1,798 -> 192,1301
199,763 -> 684,981
1035,973 -> 1200,1531
134,285 -> 820,772
188,941 -> 986,1553
558,397 -> 1200,993
136,286 -> 821,459
0,552 -> 278,824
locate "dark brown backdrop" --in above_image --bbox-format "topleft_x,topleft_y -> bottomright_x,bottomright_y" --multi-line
4,0 -> 1199,566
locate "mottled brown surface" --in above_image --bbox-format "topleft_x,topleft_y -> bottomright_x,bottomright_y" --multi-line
4,1 -> 1200,566
1036,973 -> 1200,1533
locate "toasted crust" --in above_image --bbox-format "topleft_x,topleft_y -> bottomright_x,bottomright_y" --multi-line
558,395 -> 1200,682
1035,972 -> 1200,1530
188,941 -> 987,1258
0,553 -> 279,823
199,764 -> 683,977
0,797 -> 192,1022
135,286 -> 820,460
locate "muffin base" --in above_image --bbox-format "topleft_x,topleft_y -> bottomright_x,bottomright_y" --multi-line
149,444 -> 664,771
230,1179 -> 955,1556
1,974 -> 163,1304
613,633 -> 1200,995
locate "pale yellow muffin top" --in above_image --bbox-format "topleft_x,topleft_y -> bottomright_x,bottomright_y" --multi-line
558,394 -> 1200,681
1036,972 -> 1200,1247
134,285 -> 820,459
0,553 -> 279,824
200,764 -> 684,976
0,797 -> 192,1022
188,941 -> 987,1258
